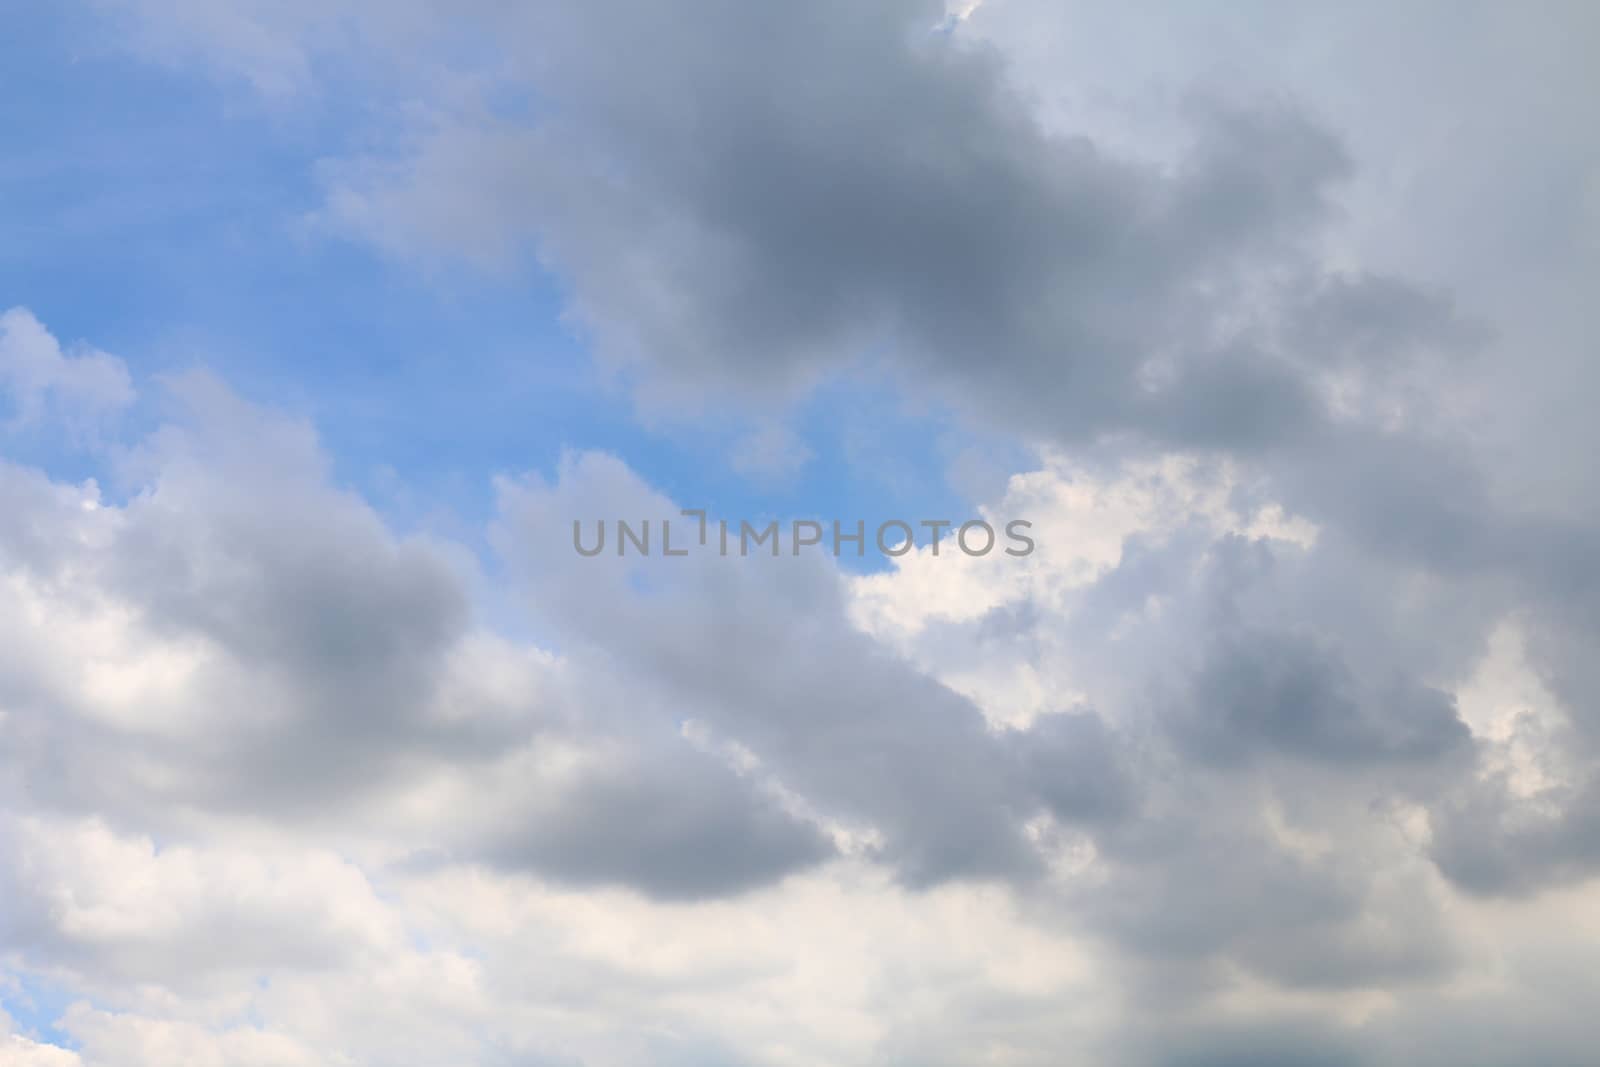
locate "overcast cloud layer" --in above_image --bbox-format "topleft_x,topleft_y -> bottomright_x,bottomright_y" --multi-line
3,1 -> 1599,1065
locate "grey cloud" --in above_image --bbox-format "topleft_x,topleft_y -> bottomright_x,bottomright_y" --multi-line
1126,1017 -> 1367,1067
1058,520 -> 1483,777
1430,772 -> 1600,897
485,746 -> 835,899
1071,805 -> 1461,1000
1005,709 -> 1135,824
1171,630 -> 1471,767
1282,274 -> 1486,368
1089,821 -> 1359,963
1518,535 -> 1600,745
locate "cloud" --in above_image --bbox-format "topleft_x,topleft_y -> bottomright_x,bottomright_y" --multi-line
49,1005 -> 321,1067
481,744 -> 837,899
0,308 -> 134,437
0,815 -> 403,989
1168,626 -> 1471,767
0,1033 -> 80,1067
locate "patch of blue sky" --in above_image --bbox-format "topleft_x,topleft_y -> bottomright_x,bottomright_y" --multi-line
0,970 -> 79,1050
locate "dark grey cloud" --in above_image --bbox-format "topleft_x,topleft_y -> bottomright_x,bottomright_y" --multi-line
1006,709 -> 1135,825
1171,629 -> 1470,767
1123,1016 -> 1368,1067
1280,273 -> 1486,369
1062,773 -> 1462,995
485,745 -> 836,899
1430,772 -> 1600,897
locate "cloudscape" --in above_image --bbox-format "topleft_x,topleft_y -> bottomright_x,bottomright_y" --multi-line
2,2 -> 1598,1064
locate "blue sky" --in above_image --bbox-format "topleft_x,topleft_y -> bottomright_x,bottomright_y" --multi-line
2,974 -> 75,1049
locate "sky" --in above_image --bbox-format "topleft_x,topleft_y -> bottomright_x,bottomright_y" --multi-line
1,1 -> 1598,1064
